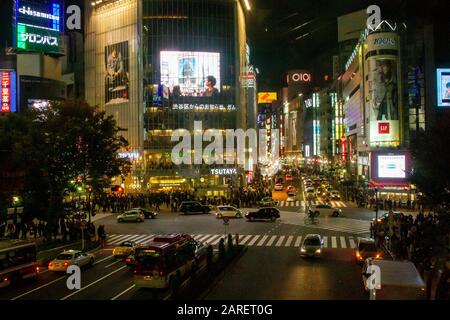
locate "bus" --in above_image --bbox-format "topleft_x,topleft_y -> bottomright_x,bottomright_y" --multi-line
0,239 -> 40,288
133,234 -> 207,289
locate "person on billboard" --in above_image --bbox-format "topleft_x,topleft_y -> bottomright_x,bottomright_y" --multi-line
444,82 -> 450,99
203,75 -> 219,97
375,60 -> 398,121
106,46 -> 128,101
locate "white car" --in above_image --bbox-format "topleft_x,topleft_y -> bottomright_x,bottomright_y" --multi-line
307,204 -> 342,217
117,210 -> 145,222
286,192 -> 296,202
215,205 -> 244,218
300,234 -> 323,257
274,183 -> 284,191
48,250 -> 95,272
305,188 -> 316,200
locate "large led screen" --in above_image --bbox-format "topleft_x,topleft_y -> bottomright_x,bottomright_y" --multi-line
436,68 -> 450,107
377,155 -> 406,179
160,51 -> 221,97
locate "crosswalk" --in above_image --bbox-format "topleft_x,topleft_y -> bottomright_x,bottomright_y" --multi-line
277,200 -> 347,208
106,233 -> 365,250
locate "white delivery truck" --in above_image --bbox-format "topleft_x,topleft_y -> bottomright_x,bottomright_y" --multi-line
362,258 -> 426,300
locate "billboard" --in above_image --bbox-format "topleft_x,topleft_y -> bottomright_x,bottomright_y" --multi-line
258,92 -> 277,104
436,68 -> 450,107
367,58 -> 400,146
105,41 -> 129,105
1,71 -> 17,113
160,51 -> 221,97
15,0 -> 63,54
378,155 -> 406,179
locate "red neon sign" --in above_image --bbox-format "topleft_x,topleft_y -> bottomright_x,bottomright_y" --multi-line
378,122 -> 390,134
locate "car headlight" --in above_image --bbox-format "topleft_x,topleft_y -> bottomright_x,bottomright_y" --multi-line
315,249 -> 321,254
300,247 -> 306,253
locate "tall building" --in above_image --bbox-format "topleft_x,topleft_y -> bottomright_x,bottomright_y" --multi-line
85,0 -> 250,196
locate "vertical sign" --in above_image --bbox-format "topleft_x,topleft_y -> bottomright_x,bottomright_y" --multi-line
341,136 -> 347,165
1,71 -> 17,113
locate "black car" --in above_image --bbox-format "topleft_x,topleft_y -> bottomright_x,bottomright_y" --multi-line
245,207 -> 280,221
179,201 -> 211,215
131,207 -> 157,219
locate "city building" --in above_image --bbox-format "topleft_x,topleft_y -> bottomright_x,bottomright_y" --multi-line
84,0 -> 251,197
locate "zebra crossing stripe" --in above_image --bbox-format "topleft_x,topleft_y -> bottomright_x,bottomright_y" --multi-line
322,236 -> 328,248
239,235 -> 252,245
331,237 -> 337,248
135,235 -> 155,244
198,234 -> 212,242
265,235 -> 277,246
285,235 -> 294,247
256,235 -> 269,246
247,235 -> 260,246
340,236 -> 347,249
349,237 -> 356,249
211,236 -> 224,245
204,234 -> 220,244
107,234 -> 123,241
109,235 -> 135,245
193,234 -> 203,240
131,234 -> 152,242
275,236 -> 285,247
294,236 -> 302,247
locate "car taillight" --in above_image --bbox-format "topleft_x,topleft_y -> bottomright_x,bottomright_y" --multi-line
3,277 -> 7,283
48,263 -> 52,267
125,258 -> 131,263
63,261 -> 69,267
356,252 -> 361,257
159,271 -> 164,277
36,266 -> 40,272
133,269 -> 137,274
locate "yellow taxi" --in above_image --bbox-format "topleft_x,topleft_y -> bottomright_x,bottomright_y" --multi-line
113,241 -> 137,259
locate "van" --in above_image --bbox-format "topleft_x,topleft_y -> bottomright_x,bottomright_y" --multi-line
362,258 -> 426,300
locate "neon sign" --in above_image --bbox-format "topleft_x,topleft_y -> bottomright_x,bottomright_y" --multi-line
1,71 -> 17,113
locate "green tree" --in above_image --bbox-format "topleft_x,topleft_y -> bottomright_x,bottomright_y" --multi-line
411,118 -> 450,208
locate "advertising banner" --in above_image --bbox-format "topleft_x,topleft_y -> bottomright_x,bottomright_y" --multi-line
370,151 -> 411,187
160,51 -> 221,98
436,68 -> 450,107
258,92 -> 277,104
105,41 -> 129,105
1,71 -> 17,113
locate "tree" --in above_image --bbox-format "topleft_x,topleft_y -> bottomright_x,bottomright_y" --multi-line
0,99 -> 131,225
410,117 -> 450,208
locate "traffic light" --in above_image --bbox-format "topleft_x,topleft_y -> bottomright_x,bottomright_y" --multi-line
87,187 -> 92,193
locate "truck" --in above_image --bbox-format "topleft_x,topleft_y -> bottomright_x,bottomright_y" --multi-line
362,258 -> 426,300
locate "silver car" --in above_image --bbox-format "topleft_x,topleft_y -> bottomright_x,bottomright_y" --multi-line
215,205 -> 244,218
117,210 -> 145,223
300,234 -> 323,257
48,250 -> 95,272
307,204 -> 342,217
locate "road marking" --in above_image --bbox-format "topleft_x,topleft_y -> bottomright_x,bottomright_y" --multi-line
349,237 -> 356,249
135,235 -> 155,244
331,237 -> 337,248
322,236 -> 328,248
131,234 -> 152,242
256,235 -> 268,246
94,255 -> 114,265
198,234 -> 212,242
109,235 -> 135,245
275,236 -> 285,247
294,236 -> 302,247
211,236 -> 223,245
105,259 -> 123,268
11,275 -> 66,300
247,235 -> 260,246
340,236 -> 347,248
285,235 -> 294,247
265,235 -> 277,246
296,201 -> 300,206
193,234 -> 204,240
203,234 -> 220,244
239,235 -> 252,245
107,234 -> 124,241
61,265 -> 128,300
111,284 -> 136,300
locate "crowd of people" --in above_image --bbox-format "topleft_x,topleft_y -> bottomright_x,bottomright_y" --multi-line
372,210 -> 449,267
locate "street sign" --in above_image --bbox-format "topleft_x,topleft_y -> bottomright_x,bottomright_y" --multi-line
223,217 -> 230,225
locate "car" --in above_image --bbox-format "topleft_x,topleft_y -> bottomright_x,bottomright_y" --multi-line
245,207 -> 280,221
215,205 -> 244,218
48,250 -> 94,272
355,238 -> 382,264
117,210 -> 145,222
300,234 -> 323,257
329,190 -> 341,200
131,207 -> 157,219
286,185 -> 295,193
259,197 -> 278,207
305,188 -> 316,200
307,204 -> 342,217
113,241 -> 138,259
287,192 -> 297,202
274,183 -> 284,191
372,211 -> 403,223
124,255 -> 136,267
179,201 -> 211,215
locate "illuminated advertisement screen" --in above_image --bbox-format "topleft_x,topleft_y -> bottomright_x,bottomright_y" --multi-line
258,92 -> 277,104
1,71 -> 17,113
105,41 -> 129,105
436,68 -> 450,107
160,51 -> 221,97
377,155 -> 406,178
15,0 -> 63,54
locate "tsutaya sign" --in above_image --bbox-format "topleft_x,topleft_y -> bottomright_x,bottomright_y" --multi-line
286,70 -> 312,85
210,168 -> 238,175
